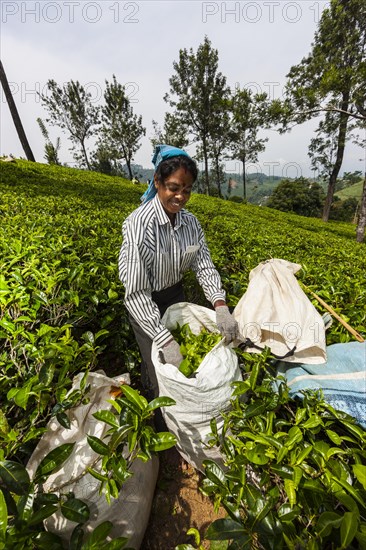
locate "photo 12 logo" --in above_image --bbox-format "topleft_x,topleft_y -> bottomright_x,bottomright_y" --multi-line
242,321 -> 325,345
202,1 -> 324,24
223,159 -> 304,180
1,1 -> 140,24
1,80 -> 140,104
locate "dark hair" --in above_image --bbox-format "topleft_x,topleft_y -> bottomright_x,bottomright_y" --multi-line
155,155 -> 198,184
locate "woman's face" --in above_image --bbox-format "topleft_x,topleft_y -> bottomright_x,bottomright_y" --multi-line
154,167 -> 194,220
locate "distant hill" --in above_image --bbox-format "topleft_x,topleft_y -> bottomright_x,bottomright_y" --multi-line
124,164 -> 154,183
128,164 -> 283,204
335,179 -> 364,201
223,172 -> 282,204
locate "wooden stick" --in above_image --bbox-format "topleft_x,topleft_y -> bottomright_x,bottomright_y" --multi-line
301,284 -> 365,343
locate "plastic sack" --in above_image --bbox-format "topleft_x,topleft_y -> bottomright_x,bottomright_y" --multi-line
233,259 -> 327,364
152,302 -> 242,472
277,342 -> 366,428
26,371 -> 158,550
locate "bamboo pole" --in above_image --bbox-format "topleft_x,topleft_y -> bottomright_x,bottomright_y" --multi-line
301,284 -> 365,343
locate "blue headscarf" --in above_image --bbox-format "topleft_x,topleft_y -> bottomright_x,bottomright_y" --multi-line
140,144 -> 191,203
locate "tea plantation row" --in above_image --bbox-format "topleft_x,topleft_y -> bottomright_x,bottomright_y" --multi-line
1,160 -> 365,549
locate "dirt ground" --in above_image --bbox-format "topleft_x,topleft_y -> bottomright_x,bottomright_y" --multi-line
142,446 -> 226,549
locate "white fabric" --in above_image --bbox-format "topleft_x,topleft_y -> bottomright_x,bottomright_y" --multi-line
233,259 -> 327,364
152,302 -> 242,472
26,372 -> 158,549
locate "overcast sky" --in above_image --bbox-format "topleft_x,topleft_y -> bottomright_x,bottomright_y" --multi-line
1,0 -> 365,178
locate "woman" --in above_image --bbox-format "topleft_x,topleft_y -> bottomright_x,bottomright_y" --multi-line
118,144 -> 238,399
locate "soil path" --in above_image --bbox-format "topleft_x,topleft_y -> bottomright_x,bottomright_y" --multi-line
142,447 -> 226,549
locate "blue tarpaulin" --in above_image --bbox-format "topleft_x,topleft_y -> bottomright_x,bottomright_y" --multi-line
277,342 -> 366,428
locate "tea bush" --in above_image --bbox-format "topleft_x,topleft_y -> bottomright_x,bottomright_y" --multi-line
200,350 -> 366,550
1,160 -> 365,548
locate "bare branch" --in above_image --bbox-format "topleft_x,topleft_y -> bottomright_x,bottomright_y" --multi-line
293,107 -> 366,122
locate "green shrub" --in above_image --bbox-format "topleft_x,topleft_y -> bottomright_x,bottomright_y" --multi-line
201,350 -> 366,550
330,196 -> 359,222
1,160 -> 365,547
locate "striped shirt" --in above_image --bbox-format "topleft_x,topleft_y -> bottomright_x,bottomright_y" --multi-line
118,195 -> 225,347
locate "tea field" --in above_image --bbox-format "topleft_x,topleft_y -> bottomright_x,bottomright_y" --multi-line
1,160 -> 366,549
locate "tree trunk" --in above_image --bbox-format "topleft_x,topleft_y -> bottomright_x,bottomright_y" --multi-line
81,139 -> 90,170
202,139 -> 210,195
0,60 -> 35,162
120,145 -> 133,179
356,173 -> 366,243
242,155 -> 247,201
215,156 -> 222,198
322,92 -> 350,222
126,158 -> 133,180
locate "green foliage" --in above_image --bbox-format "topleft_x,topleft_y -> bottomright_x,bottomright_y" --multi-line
201,349 -> 366,549
336,177 -> 364,201
203,90 -> 232,198
230,88 -> 270,200
100,75 -> 145,180
1,160 -> 366,546
280,0 -> 366,221
266,178 -> 325,218
0,443 -> 89,549
165,35 -> 230,195
284,0 -> 366,121
36,118 -> 61,166
0,372 -> 176,546
170,324 -> 222,377
151,113 -> 189,150
228,196 -> 245,204
90,145 -> 127,177
40,80 -> 100,170
337,171 -> 363,191
87,385 -> 176,503
330,196 -> 359,222
187,193 -> 366,344
0,161 -> 146,467
308,111 -> 355,180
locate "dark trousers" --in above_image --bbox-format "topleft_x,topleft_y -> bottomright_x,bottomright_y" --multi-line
129,282 -> 185,400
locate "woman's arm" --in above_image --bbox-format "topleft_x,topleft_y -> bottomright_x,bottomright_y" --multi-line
191,220 -> 226,306
118,218 -> 172,347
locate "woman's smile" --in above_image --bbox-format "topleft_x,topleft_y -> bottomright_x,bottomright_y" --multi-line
155,166 -> 194,221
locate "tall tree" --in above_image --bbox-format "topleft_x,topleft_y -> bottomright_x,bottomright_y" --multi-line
165,36 -> 230,195
353,128 -> 366,242
308,111 -> 355,184
0,60 -> 35,161
230,88 -> 269,200
281,0 -> 366,221
151,112 -> 189,149
356,173 -> 366,243
205,94 -> 231,198
40,79 -> 99,170
100,75 -> 145,180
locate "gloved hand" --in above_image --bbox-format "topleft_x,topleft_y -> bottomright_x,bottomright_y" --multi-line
160,338 -> 183,367
216,305 -> 239,344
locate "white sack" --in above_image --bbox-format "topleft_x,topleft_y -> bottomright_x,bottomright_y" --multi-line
152,302 -> 242,472
233,259 -> 326,364
27,371 -> 158,550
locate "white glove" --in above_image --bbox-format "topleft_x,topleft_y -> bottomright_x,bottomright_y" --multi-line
160,339 -> 183,367
216,305 -> 239,344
